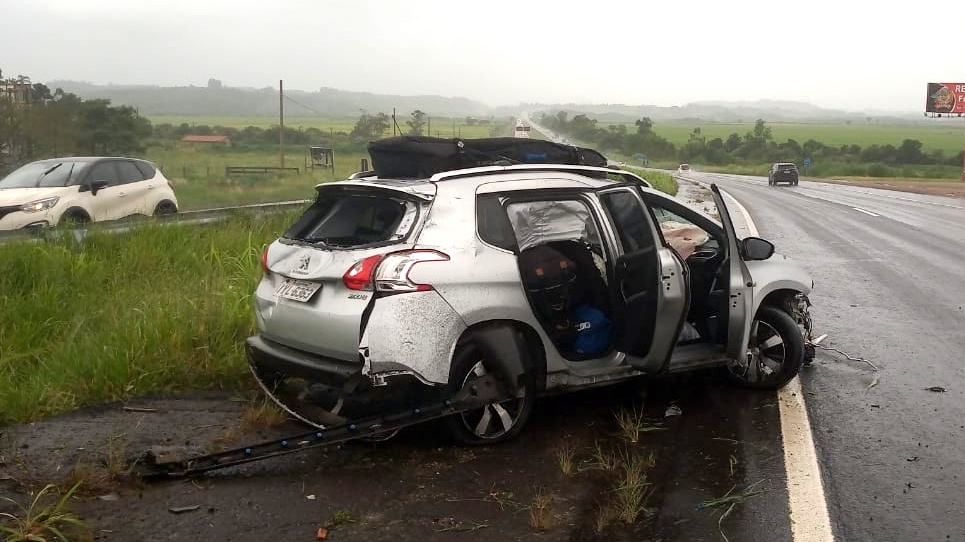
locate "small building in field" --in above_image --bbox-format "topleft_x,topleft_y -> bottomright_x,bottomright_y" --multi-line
181,134 -> 230,145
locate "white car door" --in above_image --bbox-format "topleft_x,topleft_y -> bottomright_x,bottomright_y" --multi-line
82,160 -> 141,221
113,159 -> 151,216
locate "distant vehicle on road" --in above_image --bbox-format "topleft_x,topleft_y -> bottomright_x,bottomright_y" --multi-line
676,164 -> 692,174
514,119 -> 531,138
768,162 -> 799,186
0,156 -> 179,230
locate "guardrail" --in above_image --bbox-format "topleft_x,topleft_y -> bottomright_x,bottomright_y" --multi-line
225,166 -> 300,175
0,199 -> 311,246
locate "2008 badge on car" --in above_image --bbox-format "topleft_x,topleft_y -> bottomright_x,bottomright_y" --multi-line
274,278 -> 321,302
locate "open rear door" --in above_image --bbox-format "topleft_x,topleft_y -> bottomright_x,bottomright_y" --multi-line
709,184 -> 752,363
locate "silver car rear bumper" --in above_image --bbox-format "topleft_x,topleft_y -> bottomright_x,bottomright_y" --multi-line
246,335 -> 363,389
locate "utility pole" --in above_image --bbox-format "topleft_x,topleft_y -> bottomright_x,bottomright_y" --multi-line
279,79 -> 285,168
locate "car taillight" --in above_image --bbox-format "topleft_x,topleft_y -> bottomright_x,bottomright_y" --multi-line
343,254 -> 384,291
261,246 -> 272,276
374,250 -> 450,292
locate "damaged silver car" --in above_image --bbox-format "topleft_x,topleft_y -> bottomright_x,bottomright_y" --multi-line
247,155 -> 814,445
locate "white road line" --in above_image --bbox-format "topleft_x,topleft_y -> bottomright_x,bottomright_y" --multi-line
828,186 -> 965,210
718,186 -> 836,542
852,207 -> 880,217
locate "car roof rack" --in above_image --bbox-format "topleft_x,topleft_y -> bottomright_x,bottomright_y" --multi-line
430,163 -> 651,187
346,163 -> 652,188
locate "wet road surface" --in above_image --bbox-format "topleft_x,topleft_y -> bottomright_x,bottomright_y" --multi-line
692,172 -> 965,541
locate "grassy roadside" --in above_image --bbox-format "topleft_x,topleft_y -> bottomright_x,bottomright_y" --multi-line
626,167 -> 677,196
0,211 -> 301,425
144,145 -> 368,210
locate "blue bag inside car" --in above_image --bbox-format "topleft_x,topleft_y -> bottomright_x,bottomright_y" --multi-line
570,304 -> 612,356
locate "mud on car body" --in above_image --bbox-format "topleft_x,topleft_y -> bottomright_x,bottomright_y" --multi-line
248,147 -> 814,445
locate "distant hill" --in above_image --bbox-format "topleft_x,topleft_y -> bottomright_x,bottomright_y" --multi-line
47,80 -> 493,118
509,100 -> 922,124
45,80 -> 922,124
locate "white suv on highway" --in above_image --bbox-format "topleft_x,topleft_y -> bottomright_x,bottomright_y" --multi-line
0,156 -> 179,230
246,137 -> 815,445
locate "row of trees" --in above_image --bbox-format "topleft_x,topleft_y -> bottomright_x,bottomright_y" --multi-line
539,112 -> 676,161
539,112 -> 964,168
151,110 -> 510,148
1,72 -> 152,171
350,111 -> 497,140
676,120 -> 961,167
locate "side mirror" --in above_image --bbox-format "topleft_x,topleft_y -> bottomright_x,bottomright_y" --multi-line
741,237 -> 774,261
90,180 -> 110,196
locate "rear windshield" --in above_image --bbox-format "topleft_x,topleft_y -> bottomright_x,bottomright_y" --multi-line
283,191 -> 419,248
777,163 -> 797,169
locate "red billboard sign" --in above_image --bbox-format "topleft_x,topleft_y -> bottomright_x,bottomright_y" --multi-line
925,83 -> 965,114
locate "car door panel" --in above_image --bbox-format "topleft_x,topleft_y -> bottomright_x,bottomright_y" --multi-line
597,187 -> 687,372
114,160 -> 151,216
82,162 -> 124,221
612,247 -> 657,355
709,184 -> 752,362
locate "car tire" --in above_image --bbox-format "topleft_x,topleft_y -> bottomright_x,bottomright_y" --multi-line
154,201 -> 178,216
59,210 -> 90,228
442,344 -> 535,445
725,305 -> 804,390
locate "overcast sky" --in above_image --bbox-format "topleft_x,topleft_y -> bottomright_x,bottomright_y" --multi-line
2,0 -> 961,113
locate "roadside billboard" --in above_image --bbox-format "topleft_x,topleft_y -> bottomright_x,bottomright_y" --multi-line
925,83 -> 965,114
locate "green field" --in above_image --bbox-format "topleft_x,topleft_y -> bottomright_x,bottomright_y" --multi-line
0,212 -> 302,424
639,121 -> 965,156
139,116 -> 516,210
148,115 -> 502,140
143,143 -> 368,210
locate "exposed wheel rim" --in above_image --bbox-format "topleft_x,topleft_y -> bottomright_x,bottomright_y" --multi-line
738,319 -> 787,384
457,361 -> 526,440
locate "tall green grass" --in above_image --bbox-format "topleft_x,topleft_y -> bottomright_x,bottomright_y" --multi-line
0,212 -> 300,425
625,168 -> 677,196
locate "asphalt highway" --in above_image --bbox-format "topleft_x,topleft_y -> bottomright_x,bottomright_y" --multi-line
690,172 -> 965,541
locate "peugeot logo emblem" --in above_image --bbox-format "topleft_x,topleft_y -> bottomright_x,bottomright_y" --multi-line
294,254 -> 311,274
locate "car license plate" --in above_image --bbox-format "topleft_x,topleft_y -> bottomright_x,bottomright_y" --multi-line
274,278 -> 321,302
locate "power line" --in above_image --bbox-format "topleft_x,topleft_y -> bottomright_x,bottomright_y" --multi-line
282,95 -> 327,116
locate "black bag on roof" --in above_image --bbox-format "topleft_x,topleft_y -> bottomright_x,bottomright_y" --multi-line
366,136 -> 608,178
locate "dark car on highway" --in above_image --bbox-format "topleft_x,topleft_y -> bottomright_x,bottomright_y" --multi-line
768,162 -> 799,186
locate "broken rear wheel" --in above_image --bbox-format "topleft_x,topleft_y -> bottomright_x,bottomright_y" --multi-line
443,345 -> 534,445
